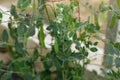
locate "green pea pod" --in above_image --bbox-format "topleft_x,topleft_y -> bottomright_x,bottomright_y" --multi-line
54,38 -> 59,54
2,30 -> 9,42
109,14 -> 116,28
94,11 -> 100,30
117,0 -> 120,8
0,12 -> 2,20
38,27 -> 46,48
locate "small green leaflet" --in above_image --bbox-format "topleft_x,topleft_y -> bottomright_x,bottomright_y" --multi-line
54,38 -> 59,54
26,26 -> 35,37
0,61 -> 3,69
38,27 -> 45,48
2,30 -> 9,42
93,42 -> 98,46
115,57 -> 120,68
0,72 -> 12,80
105,55 -> 113,67
101,12 -> 106,22
0,12 -> 2,22
17,24 -> 27,37
17,0 -> 31,10
33,48 -> 39,61
90,47 -> 98,52
117,0 -> 120,8
15,41 -> 26,55
10,5 -> 18,18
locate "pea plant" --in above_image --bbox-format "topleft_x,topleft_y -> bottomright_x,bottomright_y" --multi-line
100,0 -> 120,79
0,0 -> 117,80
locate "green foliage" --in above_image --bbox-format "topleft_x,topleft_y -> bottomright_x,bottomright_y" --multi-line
103,70 -> 120,80
0,72 -> 12,80
26,25 -> 35,37
0,61 -> 3,69
109,14 -> 116,28
2,30 -> 9,42
17,0 -> 31,10
94,11 -> 100,30
115,57 -> 120,68
0,12 -> 2,18
0,12 -> 2,22
0,0 -> 120,80
10,5 -> 18,19
90,47 -> 98,52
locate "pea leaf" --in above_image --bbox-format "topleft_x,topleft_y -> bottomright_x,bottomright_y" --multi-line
0,61 -> 3,69
115,57 -> 120,68
26,26 -> 35,37
33,48 -> 39,61
104,55 -> 113,67
94,42 -> 98,46
53,57 -> 61,70
38,27 -> 45,48
17,24 -> 27,37
0,72 -> 12,80
2,30 -> 9,42
70,52 -> 84,60
0,12 -> 2,22
90,47 -> 98,52
15,41 -> 26,55
10,5 -> 18,18
17,0 -> 31,10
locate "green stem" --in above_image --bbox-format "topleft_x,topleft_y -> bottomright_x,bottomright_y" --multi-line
32,0 -> 37,15
44,4 -> 50,22
81,57 -> 86,79
52,1 -> 57,18
77,1 -> 80,22
62,62 -> 65,80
